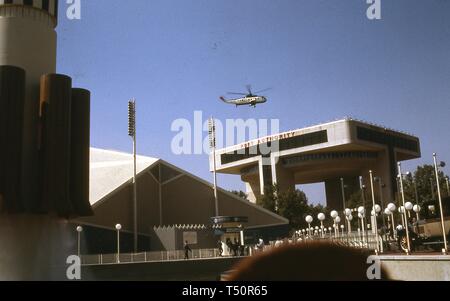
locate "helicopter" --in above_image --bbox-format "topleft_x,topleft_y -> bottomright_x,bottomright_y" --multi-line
220,85 -> 270,107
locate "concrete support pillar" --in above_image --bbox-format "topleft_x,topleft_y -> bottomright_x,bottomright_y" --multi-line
272,160 -> 295,193
245,180 -> 260,204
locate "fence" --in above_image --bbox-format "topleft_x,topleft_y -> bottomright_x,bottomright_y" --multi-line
81,248 -> 228,266
81,232 -> 386,266
292,231 -> 385,252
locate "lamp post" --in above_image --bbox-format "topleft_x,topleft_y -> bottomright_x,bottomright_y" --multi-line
318,213 -> 326,238
331,210 -> 339,239
405,202 -> 413,219
345,208 -> 352,233
387,203 -> 396,232
208,117 -> 219,217
433,153 -> 448,254
398,162 -> 411,254
115,224 -> 122,263
305,216 -> 313,239
128,100 -> 138,253
413,204 -> 421,233
340,178 -> 347,228
369,171 -> 380,254
76,226 -> 83,258
358,210 -> 366,245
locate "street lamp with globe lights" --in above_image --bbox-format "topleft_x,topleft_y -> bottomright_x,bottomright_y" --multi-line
387,203 -> 397,230
318,213 -> 326,238
115,224 -> 122,263
345,208 -> 353,233
433,153 -> 448,254
412,205 -> 421,221
330,210 -> 339,238
305,215 -> 313,238
76,226 -> 83,257
369,171 -> 380,254
398,162 -> 411,254
405,202 -> 413,219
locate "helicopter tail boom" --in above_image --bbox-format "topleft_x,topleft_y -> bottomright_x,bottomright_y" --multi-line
219,96 -> 232,103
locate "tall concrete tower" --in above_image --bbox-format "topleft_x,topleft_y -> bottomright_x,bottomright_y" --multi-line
0,1 -> 93,280
0,0 -> 58,80
0,0 -> 58,209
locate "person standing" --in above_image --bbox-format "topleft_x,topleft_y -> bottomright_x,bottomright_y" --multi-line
217,240 -> 223,257
184,241 -> 192,260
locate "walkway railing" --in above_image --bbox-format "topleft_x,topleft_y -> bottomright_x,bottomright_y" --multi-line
81,248 -> 229,266
292,231 -> 385,252
81,232 -> 388,266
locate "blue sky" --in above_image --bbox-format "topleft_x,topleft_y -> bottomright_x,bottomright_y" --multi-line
57,0 -> 450,205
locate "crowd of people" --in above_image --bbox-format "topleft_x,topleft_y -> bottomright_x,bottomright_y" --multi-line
217,238 -> 248,257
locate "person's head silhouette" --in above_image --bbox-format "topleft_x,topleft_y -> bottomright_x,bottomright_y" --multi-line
227,242 -> 390,281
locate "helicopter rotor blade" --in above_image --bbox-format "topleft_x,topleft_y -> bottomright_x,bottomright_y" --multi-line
227,92 -> 247,96
254,88 -> 272,94
246,84 -> 252,95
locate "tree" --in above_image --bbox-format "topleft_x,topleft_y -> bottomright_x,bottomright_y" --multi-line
256,185 -> 327,231
401,164 -> 449,207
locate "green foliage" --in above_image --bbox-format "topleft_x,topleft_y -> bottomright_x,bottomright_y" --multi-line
401,165 -> 449,207
256,185 -> 329,231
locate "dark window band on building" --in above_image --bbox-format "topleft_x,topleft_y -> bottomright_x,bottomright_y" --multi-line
356,126 -> 419,153
221,130 -> 328,165
282,151 -> 379,166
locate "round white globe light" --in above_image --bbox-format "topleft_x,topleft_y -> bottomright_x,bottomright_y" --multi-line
413,205 -> 421,213
387,203 -> 397,212
76,226 -> 83,233
358,206 -> 365,214
347,214 -> 353,221
335,216 -> 341,223
115,224 -> 122,231
340,225 -> 345,229
328,227 -> 332,231
405,202 -> 413,211
330,211 -> 339,219
345,208 -> 352,217
315,226 -> 319,230
374,204 -> 382,213
305,215 -> 313,224
358,213 -> 364,219
396,225 -> 404,231
384,208 -> 391,216
398,206 -> 405,214
318,213 -> 326,221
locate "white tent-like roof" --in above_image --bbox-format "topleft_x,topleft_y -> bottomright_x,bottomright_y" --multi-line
89,148 -> 159,205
